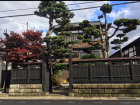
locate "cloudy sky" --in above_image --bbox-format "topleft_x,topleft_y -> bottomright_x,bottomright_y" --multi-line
0,1 -> 140,56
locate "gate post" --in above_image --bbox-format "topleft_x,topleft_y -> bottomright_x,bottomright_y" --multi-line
69,50 -> 73,93
42,51 -> 48,93
130,60 -> 134,80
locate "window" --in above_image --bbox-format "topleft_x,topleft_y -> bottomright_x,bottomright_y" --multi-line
129,47 -> 133,52
129,52 -> 133,57
72,52 -> 79,58
91,51 -> 102,57
80,52 -> 87,57
124,50 -> 128,54
66,36 -> 70,42
134,46 -> 136,50
71,36 -> 74,41
75,35 -> 78,40
134,51 -> 136,55
99,52 -> 102,57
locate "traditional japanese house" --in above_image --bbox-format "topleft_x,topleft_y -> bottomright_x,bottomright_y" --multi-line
54,21 -> 112,63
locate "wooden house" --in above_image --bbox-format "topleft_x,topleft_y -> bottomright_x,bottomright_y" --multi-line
54,21 -> 112,63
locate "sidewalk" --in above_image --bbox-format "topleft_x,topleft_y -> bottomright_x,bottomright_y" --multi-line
0,87 -> 140,100
0,96 -> 140,100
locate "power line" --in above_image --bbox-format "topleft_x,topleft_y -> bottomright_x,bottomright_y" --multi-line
0,1 -> 139,18
66,1 -> 101,5
1,6 -> 140,22
0,1 -> 102,13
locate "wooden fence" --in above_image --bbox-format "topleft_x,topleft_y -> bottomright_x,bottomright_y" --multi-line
11,62 -> 42,84
68,54 -> 140,93
72,61 -> 140,83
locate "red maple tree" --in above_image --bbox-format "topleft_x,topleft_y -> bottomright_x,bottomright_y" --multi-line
0,29 -> 44,63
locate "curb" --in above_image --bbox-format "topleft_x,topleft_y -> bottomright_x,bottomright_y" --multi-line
0,96 -> 140,100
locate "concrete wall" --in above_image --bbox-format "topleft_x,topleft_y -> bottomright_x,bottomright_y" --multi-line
9,84 -> 43,96
69,84 -> 140,97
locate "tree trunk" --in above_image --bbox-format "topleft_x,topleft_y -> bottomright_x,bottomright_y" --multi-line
104,13 -> 110,58
99,21 -> 105,58
119,38 -> 122,57
120,45 -> 122,57
46,18 -> 54,37
46,18 -> 54,55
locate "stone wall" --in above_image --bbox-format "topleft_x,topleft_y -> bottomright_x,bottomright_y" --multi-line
70,84 -> 140,97
9,84 -> 43,96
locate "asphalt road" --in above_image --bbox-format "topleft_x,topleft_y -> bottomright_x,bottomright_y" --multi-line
0,100 -> 140,105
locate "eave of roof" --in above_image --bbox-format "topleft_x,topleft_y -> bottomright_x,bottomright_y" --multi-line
54,21 -> 112,31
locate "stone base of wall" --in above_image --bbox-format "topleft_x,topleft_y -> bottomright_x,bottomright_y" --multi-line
70,84 -> 140,97
9,84 -> 42,96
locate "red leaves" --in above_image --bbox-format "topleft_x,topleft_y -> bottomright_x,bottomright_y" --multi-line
0,29 -> 44,63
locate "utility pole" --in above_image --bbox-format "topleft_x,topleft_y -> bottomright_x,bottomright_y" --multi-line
3,29 -> 9,93
27,22 -> 28,32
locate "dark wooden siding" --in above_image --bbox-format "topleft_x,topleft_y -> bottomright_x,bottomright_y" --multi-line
11,63 -> 42,84
72,61 -> 140,84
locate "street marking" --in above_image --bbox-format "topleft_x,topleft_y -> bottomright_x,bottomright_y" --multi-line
120,102 -> 130,104
0,101 -> 2,102
42,102 -> 50,103
18,102 -> 26,103
67,102 -> 75,103
93,102 -> 102,103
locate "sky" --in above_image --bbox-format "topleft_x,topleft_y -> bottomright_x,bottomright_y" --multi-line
0,1 -> 140,56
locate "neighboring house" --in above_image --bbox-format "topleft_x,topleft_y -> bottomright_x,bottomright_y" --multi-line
54,21 -> 112,63
109,37 -> 140,58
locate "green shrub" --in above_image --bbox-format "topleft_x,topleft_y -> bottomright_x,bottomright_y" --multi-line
55,70 -> 62,77
77,35 -> 84,40
59,60 -> 66,63
52,74 -> 61,86
66,78 -> 69,82
53,63 -> 67,70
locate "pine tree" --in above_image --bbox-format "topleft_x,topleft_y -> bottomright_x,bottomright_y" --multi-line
94,3 -> 140,58
111,33 -> 129,57
78,20 -> 102,54
34,1 -> 78,63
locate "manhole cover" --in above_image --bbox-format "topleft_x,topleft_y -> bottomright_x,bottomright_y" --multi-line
117,97 -> 136,100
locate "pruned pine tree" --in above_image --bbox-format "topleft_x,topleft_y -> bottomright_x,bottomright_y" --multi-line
78,20 -> 101,54
34,1 -> 78,67
93,3 -> 140,58
111,33 -> 129,57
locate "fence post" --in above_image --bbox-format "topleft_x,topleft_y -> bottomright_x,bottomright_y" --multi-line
69,50 -> 73,93
109,61 -> 113,81
42,51 -> 47,93
89,62 -> 92,81
11,64 -> 13,84
27,65 -> 30,83
130,60 -> 134,80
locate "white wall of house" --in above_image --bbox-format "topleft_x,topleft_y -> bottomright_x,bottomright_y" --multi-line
0,56 -> 3,87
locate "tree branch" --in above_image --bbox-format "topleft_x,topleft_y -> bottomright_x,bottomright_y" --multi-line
107,26 -> 125,31
92,27 -> 99,32
53,25 -> 59,29
108,26 -> 120,40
